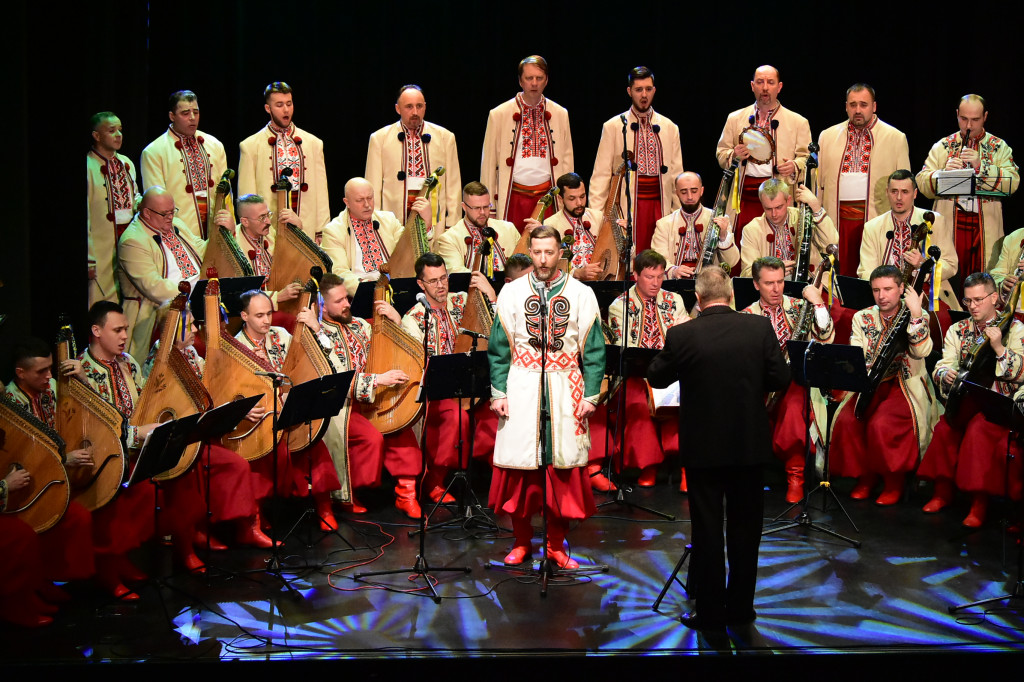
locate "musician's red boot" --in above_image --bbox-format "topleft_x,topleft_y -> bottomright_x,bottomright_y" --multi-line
425,467 -> 455,504
850,474 -> 879,500
193,529 -> 228,551
237,513 -> 278,548
923,479 -> 954,513
587,463 -> 617,492
679,468 -> 688,494
394,477 -> 422,519
315,493 -> 339,532
545,522 -> 579,570
503,516 -> 534,566
638,466 -> 657,488
875,473 -> 904,506
340,494 -> 368,515
963,493 -> 989,528
784,454 -> 805,504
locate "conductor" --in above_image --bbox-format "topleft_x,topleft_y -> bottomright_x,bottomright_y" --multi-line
647,265 -> 789,632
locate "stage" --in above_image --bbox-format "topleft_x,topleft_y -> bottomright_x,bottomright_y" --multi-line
5,464 -> 1024,671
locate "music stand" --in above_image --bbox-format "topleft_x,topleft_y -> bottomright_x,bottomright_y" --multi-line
412,350 -> 503,535
274,371 -> 355,548
835,276 -> 875,312
189,277 -> 265,322
597,345 -> 675,521
949,383 -> 1024,613
353,277 -> 421,319
661,279 -> 698,312
763,340 -> 868,547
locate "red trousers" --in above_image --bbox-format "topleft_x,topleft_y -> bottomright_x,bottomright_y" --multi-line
772,382 -> 815,465
489,465 -> 596,522
38,501 -> 95,582
733,175 -> 766,274
424,399 -> 498,469
920,412 -> 1022,499
382,427 -> 423,478
831,379 -> 917,478
194,443 -> 257,522
507,181 -> 555,233
250,440 -> 340,499
347,411 -> 384,489
838,200 -> 867,279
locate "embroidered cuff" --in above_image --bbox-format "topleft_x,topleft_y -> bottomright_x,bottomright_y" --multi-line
491,387 -> 507,400
813,208 -> 827,223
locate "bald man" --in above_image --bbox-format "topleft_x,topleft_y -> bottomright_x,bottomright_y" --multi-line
651,171 -> 739,279
366,84 -> 462,230
117,187 -> 206,355
715,65 -> 811,263
320,177 -> 432,295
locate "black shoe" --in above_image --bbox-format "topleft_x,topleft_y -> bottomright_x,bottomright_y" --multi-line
727,609 -> 757,627
679,611 -> 725,632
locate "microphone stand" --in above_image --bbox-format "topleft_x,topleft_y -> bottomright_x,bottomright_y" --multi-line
263,371 -> 303,595
354,298 -> 471,602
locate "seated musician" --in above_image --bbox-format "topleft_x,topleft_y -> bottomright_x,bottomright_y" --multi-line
61,302 -> 207,594
989,225 -> 1024,310
857,170 -> 959,311
738,178 -> 838,278
604,250 -> 689,490
523,172 -> 604,281
376,253 -> 498,510
918,272 -> 1024,527
295,273 -> 420,517
117,187 -> 206,356
213,193 -> 305,312
740,257 -> 833,503
436,182 -> 519,274
234,290 -> 341,529
141,303 -> 275,548
651,172 -> 739,279
0,469 -> 56,627
3,338 -> 96,609
503,252 -> 533,282
830,266 -> 938,505
321,177 -> 432,296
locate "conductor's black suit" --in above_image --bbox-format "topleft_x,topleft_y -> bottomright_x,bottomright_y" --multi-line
648,304 -> 789,629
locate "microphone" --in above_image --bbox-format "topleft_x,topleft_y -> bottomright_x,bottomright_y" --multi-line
372,220 -> 380,231
770,120 -> 780,130
620,114 -> 628,125
459,328 -> 488,339
748,114 -> 755,125
416,292 -> 433,311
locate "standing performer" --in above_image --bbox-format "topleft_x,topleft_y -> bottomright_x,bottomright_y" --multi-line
651,172 -> 739,279
481,55 -> 574,231
918,273 -> 1024,527
436,182 -> 519,274
830,266 -> 939,505
239,82 -> 331,243
88,111 -> 140,306
488,225 -> 605,569
739,179 -> 837,277
606,250 -> 689,488
917,94 -> 1019,274
817,84 -> 910,275
648,266 -> 789,632
140,90 -> 227,240
716,65 -> 811,251
589,66 -> 683,253
321,177 -> 431,296
740,257 -> 833,503
857,170 -> 959,310
397,253 -> 498,502
532,173 -> 604,281
117,187 -> 205,356
366,84 -> 461,230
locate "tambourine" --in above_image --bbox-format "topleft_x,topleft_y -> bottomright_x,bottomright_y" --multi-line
739,126 -> 776,164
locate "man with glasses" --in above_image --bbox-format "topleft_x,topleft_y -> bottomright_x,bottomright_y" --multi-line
436,181 -> 519,275
214,193 -> 304,309
141,90 -> 227,240
321,177 -> 432,296
117,186 -> 206,355
858,170 -> 959,310
918,272 -> 1024,527
390,253 -> 497,513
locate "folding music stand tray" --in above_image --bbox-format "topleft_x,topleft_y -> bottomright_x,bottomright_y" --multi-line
274,371 -> 355,548
189,277 -> 265,322
763,340 -> 868,547
412,350 -> 505,535
949,383 -> 1024,614
597,345 -> 675,521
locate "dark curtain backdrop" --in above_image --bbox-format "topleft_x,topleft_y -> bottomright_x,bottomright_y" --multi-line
3,0 -> 1021,378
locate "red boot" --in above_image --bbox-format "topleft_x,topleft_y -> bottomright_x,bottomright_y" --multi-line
678,468 -> 688,494
315,493 -> 339,532
587,463 -> 616,492
503,516 -> 534,566
193,529 -> 228,551
875,473 -> 905,506
340,493 -> 368,515
425,466 -> 455,503
784,454 -> 805,504
637,466 -> 657,488
394,477 -> 422,519
923,479 -> 954,513
850,474 -> 879,500
237,513 -> 277,548
545,521 -> 579,570
963,493 -> 989,528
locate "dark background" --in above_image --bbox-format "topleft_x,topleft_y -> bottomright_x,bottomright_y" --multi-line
4,0 -> 1022,380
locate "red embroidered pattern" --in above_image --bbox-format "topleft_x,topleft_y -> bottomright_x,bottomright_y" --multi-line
638,297 -> 664,349
340,323 -> 368,372
770,222 -> 796,261
270,124 -> 301,190
884,214 -> 914,267
351,218 -> 390,272
516,93 -> 549,159
633,110 -> 661,176
840,117 -> 875,173
241,230 -> 272,279
106,156 -> 134,212
567,216 -> 595,269
675,208 -> 703,266
511,347 -> 577,371
762,303 -> 791,350
105,358 -> 136,417
149,221 -> 198,279
569,368 -> 586,436
465,222 -> 508,271
172,129 -> 210,199
403,124 -> 426,179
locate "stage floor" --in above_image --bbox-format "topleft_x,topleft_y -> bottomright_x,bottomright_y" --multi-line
6,465 -> 1024,667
